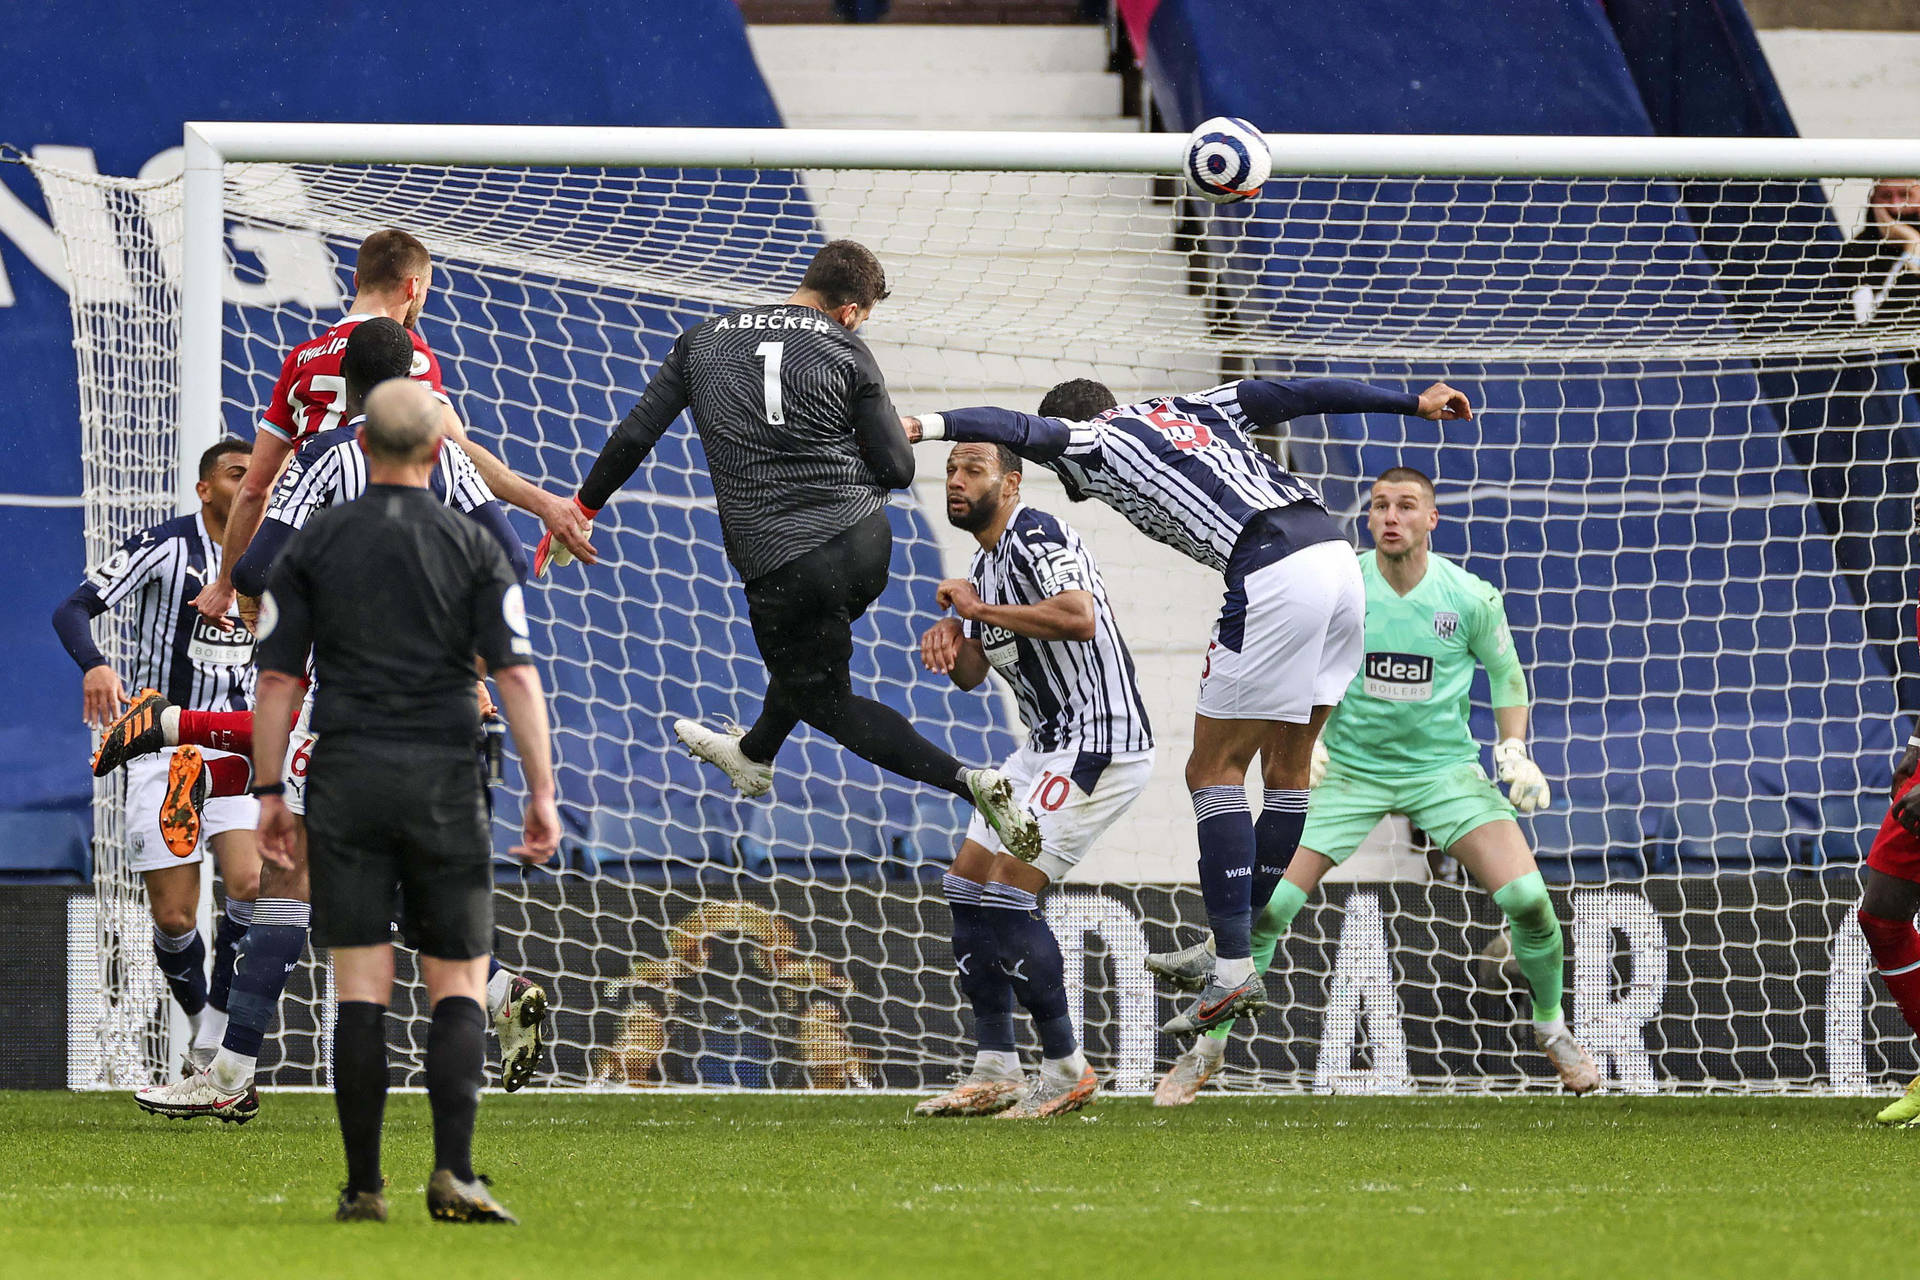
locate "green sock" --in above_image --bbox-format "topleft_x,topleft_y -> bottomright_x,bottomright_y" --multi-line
1491,871 -> 1565,1023
1205,880 -> 1310,1043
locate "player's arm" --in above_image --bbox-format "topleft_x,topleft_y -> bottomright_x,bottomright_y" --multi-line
545,337 -> 692,575
848,343 -> 913,488
1237,378 -> 1472,425
195,430 -> 294,624
919,617 -> 991,690
253,545 -> 317,869
470,539 -> 558,865
936,578 -> 1096,643
903,408 -> 1075,464
437,403 -> 595,567
1471,585 -> 1549,813
55,530 -> 165,725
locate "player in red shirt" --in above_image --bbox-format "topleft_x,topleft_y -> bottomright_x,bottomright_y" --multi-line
1862,578 -> 1920,1125
191,228 -> 594,625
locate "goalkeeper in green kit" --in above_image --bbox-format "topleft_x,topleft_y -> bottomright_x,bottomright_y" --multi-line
1146,466 -> 1601,1104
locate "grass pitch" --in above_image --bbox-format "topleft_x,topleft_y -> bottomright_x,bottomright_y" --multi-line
2,1090 -> 1910,1280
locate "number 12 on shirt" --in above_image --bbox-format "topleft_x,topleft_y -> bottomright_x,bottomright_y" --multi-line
756,340 -> 785,425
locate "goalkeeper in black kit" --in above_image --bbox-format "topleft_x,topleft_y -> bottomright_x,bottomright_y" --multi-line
542,240 -> 1040,859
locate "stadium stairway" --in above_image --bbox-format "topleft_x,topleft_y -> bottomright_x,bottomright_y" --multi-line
741,23 -> 1237,883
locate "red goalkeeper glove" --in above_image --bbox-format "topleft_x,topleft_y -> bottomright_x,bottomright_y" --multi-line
535,496 -> 599,578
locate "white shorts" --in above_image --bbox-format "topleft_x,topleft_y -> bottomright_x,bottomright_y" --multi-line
287,697 -> 316,817
964,745 -> 1154,882
1195,539 -> 1364,722
124,748 -> 260,874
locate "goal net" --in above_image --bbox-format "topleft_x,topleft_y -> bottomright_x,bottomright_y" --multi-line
31,128 -> 1920,1094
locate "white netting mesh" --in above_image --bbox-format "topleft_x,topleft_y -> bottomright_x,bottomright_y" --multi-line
25,144 -> 1920,1093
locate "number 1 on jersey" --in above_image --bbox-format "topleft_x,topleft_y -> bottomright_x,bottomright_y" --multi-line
756,341 -> 785,426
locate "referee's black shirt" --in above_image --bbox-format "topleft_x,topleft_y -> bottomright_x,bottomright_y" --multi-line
256,484 -> 530,746
578,303 -> 914,581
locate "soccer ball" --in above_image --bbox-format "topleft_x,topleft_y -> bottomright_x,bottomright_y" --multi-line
1182,116 -> 1271,204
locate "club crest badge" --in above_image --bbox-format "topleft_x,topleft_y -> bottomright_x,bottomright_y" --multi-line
1433,611 -> 1459,640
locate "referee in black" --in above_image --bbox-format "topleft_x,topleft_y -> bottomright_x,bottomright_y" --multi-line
541,239 -> 1038,860
253,378 -> 558,1225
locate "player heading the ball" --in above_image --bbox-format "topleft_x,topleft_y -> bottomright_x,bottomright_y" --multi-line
549,240 -> 1040,859
1148,467 -> 1600,1103
906,373 -> 1471,1035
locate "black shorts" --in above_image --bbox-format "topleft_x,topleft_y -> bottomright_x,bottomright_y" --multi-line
742,508 -> 892,699
304,736 -> 493,960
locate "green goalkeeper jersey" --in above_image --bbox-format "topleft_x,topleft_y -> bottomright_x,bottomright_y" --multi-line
1322,549 -> 1530,778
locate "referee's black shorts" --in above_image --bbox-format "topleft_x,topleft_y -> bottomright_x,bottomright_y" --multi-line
305,736 -> 493,960
742,507 -> 892,700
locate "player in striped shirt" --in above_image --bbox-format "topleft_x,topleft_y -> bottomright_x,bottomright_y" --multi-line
51,438 -> 261,1075
114,322 -> 546,1121
190,227 -> 592,629
912,442 -> 1154,1119
906,375 -> 1471,1036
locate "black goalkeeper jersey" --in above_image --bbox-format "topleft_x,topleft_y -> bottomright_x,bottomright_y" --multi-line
579,303 -> 913,581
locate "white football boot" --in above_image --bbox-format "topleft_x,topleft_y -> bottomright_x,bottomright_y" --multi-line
674,719 -> 773,797
1535,1024 -> 1602,1095
1153,1039 -> 1225,1107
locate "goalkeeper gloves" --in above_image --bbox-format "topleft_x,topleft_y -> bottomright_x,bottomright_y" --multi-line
1308,735 -> 1329,788
1493,738 -> 1551,813
534,496 -> 599,578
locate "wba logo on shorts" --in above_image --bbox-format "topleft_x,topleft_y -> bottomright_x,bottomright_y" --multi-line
1363,651 -> 1433,702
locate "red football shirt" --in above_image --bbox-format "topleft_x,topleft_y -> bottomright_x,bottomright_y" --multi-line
258,314 -> 448,445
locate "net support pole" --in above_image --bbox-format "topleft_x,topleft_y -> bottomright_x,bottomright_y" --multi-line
178,125 -> 224,511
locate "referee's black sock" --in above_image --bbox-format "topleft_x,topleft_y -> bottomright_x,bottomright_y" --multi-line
426,995 -> 486,1183
333,1001 -> 388,1196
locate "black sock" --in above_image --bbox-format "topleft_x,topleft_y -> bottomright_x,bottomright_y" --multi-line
208,900 -> 252,1013
426,996 -> 487,1182
333,1002 -> 388,1196
152,925 -> 208,1018
1251,789 -> 1310,915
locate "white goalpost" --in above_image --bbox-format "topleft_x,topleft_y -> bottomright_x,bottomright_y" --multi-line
33,122 -> 1920,1094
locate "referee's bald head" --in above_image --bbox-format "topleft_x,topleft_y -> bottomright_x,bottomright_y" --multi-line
361,378 -> 444,464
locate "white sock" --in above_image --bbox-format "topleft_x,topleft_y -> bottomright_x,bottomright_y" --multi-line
160,705 -> 181,746
185,1008 -> 206,1041
208,1047 -> 255,1092
486,967 -> 513,1019
1041,1051 -> 1088,1081
975,1049 -> 1020,1077
1534,1014 -> 1570,1041
193,1008 -> 228,1054
1194,1035 -> 1227,1062
1213,956 -> 1255,986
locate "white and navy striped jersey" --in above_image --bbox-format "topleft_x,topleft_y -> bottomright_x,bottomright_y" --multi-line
265,415 -> 495,528
78,512 -> 255,711
940,378 -> 1422,574
963,504 -> 1151,755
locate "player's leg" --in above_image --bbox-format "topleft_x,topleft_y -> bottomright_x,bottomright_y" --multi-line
1440,794 -> 1598,1095
330,942 -> 396,1222
194,818 -> 261,1072
1251,706 -> 1334,915
1165,540 -> 1359,1036
989,749 -> 1150,1118
1857,790 -> 1920,1124
141,862 -> 210,1056
729,512 -> 1037,858
913,836 -> 1023,1117
93,687 -> 253,775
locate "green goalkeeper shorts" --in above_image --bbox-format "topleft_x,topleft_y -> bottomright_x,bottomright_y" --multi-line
1302,761 -> 1517,864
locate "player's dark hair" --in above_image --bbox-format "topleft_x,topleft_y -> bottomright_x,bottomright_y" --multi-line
197,436 -> 251,481
1039,378 -> 1118,421
1376,465 -> 1436,498
992,443 -> 1022,477
800,239 -> 890,310
341,317 -> 417,405
355,228 -> 431,293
